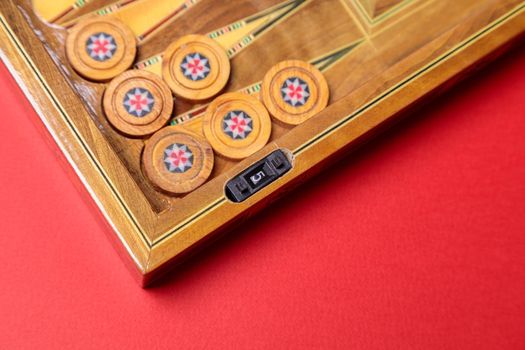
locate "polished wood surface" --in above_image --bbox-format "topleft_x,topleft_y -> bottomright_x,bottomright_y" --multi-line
2,0 -> 524,285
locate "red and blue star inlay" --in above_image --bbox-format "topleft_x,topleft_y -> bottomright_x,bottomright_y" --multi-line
180,53 -> 211,81
163,143 -> 194,173
222,110 -> 253,140
281,77 -> 310,107
86,32 -> 117,62
123,88 -> 155,118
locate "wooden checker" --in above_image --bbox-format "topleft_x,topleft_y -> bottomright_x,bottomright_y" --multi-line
261,60 -> 329,126
103,70 -> 173,136
142,126 -> 214,194
162,34 -> 230,102
66,17 -> 137,82
202,92 -> 272,160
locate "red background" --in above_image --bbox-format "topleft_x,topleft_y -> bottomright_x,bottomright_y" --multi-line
1,42 -> 525,349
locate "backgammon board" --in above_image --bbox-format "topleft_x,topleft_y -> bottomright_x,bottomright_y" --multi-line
0,0 -> 523,286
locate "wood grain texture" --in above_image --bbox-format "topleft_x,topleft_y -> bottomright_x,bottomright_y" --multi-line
1,0 -> 524,285
356,0 -> 406,18
31,0 -> 110,24
57,0 -> 114,25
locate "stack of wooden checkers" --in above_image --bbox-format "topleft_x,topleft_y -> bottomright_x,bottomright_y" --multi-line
63,15 -> 330,195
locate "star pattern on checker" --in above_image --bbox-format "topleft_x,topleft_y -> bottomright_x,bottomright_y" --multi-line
180,53 -> 211,81
123,88 -> 155,118
223,110 -> 253,140
281,77 -> 310,107
86,32 -> 117,62
163,143 -> 194,173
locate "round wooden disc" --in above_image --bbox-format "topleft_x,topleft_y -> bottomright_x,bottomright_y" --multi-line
142,127 -> 214,194
66,17 -> 137,81
260,60 -> 329,125
103,70 -> 174,136
202,92 -> 272,160
162,34 -> 230,101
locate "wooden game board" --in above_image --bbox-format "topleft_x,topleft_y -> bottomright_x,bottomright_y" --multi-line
1,0 -> 524,285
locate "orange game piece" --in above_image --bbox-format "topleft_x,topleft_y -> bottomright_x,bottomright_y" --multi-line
142,126 -> 214,194
260,60 -> 329,125
66,17 -> 137,81
103,70 -> 173,136
202,92 -> 272,160
162,34 -> 230,101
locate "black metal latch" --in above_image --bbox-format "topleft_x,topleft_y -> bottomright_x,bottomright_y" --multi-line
225,150 -> 292,203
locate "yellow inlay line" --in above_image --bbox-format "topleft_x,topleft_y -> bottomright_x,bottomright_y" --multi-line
62,0 -> 199,42
352,0 -> 414,25
33,0 -> 92,23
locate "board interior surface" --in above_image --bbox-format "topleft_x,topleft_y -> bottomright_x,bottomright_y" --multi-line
1,0 -> 524,285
